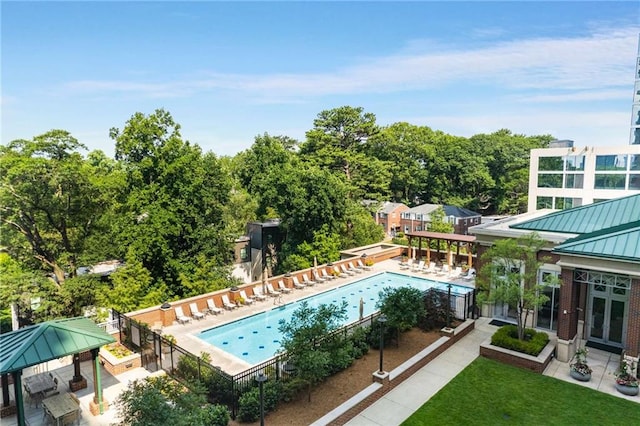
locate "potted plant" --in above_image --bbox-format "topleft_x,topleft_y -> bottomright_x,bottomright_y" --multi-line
615,358 -> 639,396
569,347 -> 592,382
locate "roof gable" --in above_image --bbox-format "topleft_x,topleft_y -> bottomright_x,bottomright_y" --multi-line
554,221 -> 640,262
0,317 -> 116,374
511,194 -> 640,234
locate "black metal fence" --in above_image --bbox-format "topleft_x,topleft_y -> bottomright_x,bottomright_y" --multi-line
110,286 -> 477,418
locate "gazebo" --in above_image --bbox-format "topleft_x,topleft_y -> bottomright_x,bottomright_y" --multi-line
405,231 -> 477,268
0,317 -> 116,426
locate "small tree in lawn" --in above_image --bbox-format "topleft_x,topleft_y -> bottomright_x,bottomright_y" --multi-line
278,300 -> 348,402
476,232 -> 558,341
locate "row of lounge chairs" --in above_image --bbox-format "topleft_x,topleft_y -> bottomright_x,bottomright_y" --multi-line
173,259 -> 374,324
400,258 -> 476,280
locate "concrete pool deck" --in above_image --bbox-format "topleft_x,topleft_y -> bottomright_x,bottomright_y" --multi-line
161,258 -> 476,375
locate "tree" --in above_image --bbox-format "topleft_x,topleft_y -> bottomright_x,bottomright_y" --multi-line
116,375 -> 230,426
109,109 -> 232,296
0,131 -> 108,284
376,287 -> 426,346
476,233 -> 558,340
278,301 -> 348,402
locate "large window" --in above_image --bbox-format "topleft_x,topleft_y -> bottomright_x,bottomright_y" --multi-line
564,174 -> 584,189
538,174 -> 562,188
629,174 -> 640,190
630,155 -> 640,171
538,156 -> 563,171
594,174 -> 626,190
565,155 -> 585,171
536,197 -> 552,209
555,197 -> 581,209
596,155 -> 627,171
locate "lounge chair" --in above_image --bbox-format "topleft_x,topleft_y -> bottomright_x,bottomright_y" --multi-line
301,273 -> 315,286
357,259 -> 372,271
399,258 -> 414,270
206,298 -> 223,315
333,265 -> 348,278
189,302 -> 206,320
462,268 -> 476,281
292,276 -> 305,289
412,260 -> 425,272
348,262 -> 363,274
175,306 -> 192,324
239,290 -> 255,304
450,266 -> 463,278
313,270 -> 326,283
221,294 -> 237,310
277,280 -> 292,293
321,268 -> 335,280
253,286 -> 268,301
438,264 -> 450,276
423,261 -> 436,274
266,283 -> 281,297
340,264 -> 356,276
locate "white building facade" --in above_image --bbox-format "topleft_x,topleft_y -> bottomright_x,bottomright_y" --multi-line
527,145 -> 640,212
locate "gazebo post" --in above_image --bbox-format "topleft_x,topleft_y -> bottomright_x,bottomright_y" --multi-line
426,238 -> 431,264
90,348 -> 107,415
467,242 -> 473,268
1,374 -> 9,407
12,371 -> 25,426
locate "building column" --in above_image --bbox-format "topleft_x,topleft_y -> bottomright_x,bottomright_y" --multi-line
89,348 -> 108,415
625,277 -> 640,358
556,268 -> 579,361
12,371 -> 24,426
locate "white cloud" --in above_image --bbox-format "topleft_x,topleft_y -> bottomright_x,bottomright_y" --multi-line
61,26 -> 638,101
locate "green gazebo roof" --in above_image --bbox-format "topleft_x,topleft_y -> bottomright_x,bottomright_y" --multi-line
0,317 -> 116,375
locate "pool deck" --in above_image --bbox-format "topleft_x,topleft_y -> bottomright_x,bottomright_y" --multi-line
163,258 -> 476,375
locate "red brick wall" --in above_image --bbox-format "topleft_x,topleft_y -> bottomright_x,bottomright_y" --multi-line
479,344 -> 553,373
557,268 -> 578,341
626,277 -> 640,357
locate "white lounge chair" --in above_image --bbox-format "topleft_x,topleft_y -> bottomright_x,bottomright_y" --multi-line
340,264 -> 356,276
333,265 -> 348,278
438,264 -> 450,276
266,283 -> 281,297
174,306 -> 192,324
357,259 -> 372,271
221,294 -> 237,310
400,258 -> 414,270
321,268 -> 335,280
450,266 -> 463,278
423,261 -> 436,274
189,303 -> 206,320
292,276 -> 305,289
206,299 -> 223,315
302,273 -> 315,286
239,290 -> 255,304
253,286 -> 268,300
462,268 -> 476,281
348,262 -> 363,274
277,280 -> 292,293
313,270 -> 326,283
412,260 -> 425,272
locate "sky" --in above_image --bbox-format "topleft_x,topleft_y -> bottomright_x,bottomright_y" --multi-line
2,1 -> 640,157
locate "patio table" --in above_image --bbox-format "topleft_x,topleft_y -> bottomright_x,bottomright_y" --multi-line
42,393 -> 80,426
23,372 -> 57,395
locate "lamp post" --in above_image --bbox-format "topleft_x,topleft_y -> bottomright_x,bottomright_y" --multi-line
256,372 -> 267,426
378,314 -> 388,374
447,283 -> 452,328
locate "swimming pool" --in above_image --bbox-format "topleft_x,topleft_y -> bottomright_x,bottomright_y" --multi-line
198,272 -> 473,365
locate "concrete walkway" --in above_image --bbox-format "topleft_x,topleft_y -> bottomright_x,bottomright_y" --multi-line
345,317 -> 639,426
344,318 -> 497,426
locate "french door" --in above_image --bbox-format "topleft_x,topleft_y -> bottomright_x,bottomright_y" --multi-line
588,283 -> 627,346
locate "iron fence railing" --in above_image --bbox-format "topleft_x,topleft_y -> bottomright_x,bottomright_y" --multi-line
111,286 -> 477,418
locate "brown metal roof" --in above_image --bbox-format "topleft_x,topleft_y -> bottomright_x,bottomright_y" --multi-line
406,231 -> 476,243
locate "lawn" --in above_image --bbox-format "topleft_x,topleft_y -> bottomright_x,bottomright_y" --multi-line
402,357 -> 640,426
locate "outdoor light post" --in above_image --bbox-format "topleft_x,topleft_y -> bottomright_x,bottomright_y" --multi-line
447,283 -> 452,328
378,314 -> 388,374
256,372 -> 267,426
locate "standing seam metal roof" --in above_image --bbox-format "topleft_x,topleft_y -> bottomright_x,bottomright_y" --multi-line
0,317 -> 116,375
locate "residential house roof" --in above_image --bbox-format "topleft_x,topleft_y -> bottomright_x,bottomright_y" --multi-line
443,205 -> 481,218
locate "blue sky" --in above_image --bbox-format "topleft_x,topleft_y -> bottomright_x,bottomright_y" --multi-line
2,1 -> 639,157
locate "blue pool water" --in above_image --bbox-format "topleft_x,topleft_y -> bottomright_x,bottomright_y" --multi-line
198,272 -> 473,365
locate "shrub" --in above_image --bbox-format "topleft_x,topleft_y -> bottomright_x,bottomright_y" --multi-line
280,377 -> 307,402
327,343 -> 355,374
204,404 -> 231,426
419,288 -> 449,331
491,325 -> 549,356
348,327 -> 370,359
237,389 -> 260,423
367,320 -> 395,349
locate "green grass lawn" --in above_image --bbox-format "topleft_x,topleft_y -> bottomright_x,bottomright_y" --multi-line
402,357 -> 640,426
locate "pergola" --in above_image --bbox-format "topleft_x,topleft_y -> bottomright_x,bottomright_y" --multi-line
0,317 -> 115,426
405,231 -> 477,268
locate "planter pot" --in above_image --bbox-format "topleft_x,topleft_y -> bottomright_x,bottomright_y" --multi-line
570,370 -> 591,382
615,383 -> 639,396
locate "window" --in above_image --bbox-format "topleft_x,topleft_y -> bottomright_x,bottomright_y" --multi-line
538,156 -> 563,171
565,155 -> 585,171
536,197 -> 553,209
629,174 -> 640,190
594,174 -> 626,190
596,155 -> 627,171
564,174 -> 584,189
538,174 -> 562,188
240,247 -> 249,261
630,155 -> 640,171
